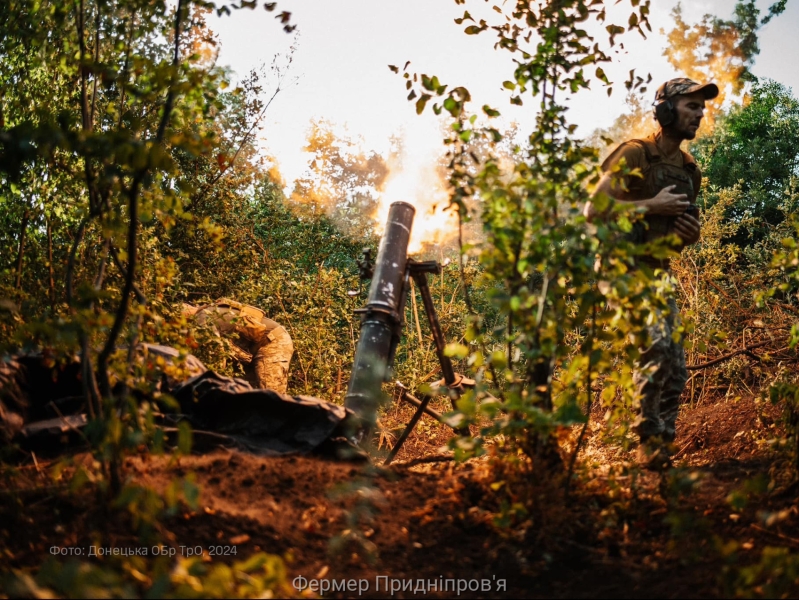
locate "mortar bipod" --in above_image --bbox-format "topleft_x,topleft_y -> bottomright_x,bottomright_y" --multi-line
384,259 -> 472,466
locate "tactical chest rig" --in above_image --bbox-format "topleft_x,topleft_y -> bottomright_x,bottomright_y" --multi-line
622,138 -> 698,267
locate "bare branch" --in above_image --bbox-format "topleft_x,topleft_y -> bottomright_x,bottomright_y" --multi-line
97,174 -> 143,398
65,215 -> 89,305
47,216 -> 55,310
97,0 -> 186,397
109,245 -> 147,304
189,61 -> 290,211
686,340 -> 773,370
14,208 -> 30,289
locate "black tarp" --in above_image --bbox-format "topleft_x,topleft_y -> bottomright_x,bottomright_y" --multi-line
170,371 -> 357,456
1,347 -> 360,458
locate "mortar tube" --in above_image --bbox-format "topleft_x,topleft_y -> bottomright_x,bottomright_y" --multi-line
345,201 -> 415,435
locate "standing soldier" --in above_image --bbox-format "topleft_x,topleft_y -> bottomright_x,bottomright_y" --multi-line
585,78 -> 719,469
183,298 -> 294,395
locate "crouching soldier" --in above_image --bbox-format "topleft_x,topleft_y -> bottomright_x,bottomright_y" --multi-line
183,298 -> 294,394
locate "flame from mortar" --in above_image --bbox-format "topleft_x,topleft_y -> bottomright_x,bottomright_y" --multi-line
373,132 -> 458,255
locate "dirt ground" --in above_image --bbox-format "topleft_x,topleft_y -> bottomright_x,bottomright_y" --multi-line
2,393 -> 799,598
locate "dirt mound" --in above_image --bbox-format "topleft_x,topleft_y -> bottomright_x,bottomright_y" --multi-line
675,395 -> 779,465
2,395 -> 798,598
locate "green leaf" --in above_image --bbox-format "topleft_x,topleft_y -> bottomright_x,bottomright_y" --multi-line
490,351 -> 507,369
182,478 -> 200,510
445,343 -> 469,359
468,350 -> 484,367
416,93 -> 431,114
454,10 -> 474,25
177,420 -> 193,454
70,466 -> 91,492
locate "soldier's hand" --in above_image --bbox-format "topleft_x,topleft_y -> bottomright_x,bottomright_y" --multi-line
647,185 -> 689,215
673,212 -> 701,245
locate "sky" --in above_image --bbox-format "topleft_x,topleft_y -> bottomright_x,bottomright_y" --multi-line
207,0 -> 799,189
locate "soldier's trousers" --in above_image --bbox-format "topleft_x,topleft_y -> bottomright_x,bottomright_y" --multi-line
252,326 -> 294,394
632,295 -> 688,443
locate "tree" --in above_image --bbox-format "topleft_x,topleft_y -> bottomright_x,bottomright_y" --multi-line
290,119 -> 388,238
398,0 -> 667,498
692,80 -> 799,246
162,55 -> 294,300
587,0 -> 790,151
0,0 -> 294,491
663,0 -> 788,115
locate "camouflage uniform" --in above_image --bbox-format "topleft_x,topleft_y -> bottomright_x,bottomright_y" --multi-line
632,294 -> 688,442
193,298 -> 294,394
601,131 -> 699,443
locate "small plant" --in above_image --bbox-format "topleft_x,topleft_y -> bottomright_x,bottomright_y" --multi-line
397,0 -> 667,511
3,552 -> 288,599
327,467 -> 387,566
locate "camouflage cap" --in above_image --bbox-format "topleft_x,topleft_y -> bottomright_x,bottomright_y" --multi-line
655,78 -> 719,102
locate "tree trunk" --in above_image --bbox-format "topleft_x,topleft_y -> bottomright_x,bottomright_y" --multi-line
47,216 -> 55,309
14,209 -> 30,289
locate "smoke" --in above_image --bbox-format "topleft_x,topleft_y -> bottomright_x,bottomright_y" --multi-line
288,119 -> 388,237
288,118 -> 524,255
288,118 -> 463,255
373,128 -> 458,255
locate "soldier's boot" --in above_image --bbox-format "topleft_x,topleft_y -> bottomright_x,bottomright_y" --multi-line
636,435 -> 672,472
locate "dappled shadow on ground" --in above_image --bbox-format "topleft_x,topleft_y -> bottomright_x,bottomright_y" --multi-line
2,395 -> 798,598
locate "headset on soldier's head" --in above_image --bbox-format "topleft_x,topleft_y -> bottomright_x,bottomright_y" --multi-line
653,96 -> 677,127
652,78 -> 720,128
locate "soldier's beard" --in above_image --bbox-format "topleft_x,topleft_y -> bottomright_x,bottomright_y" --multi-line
664,124 -> 696,141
